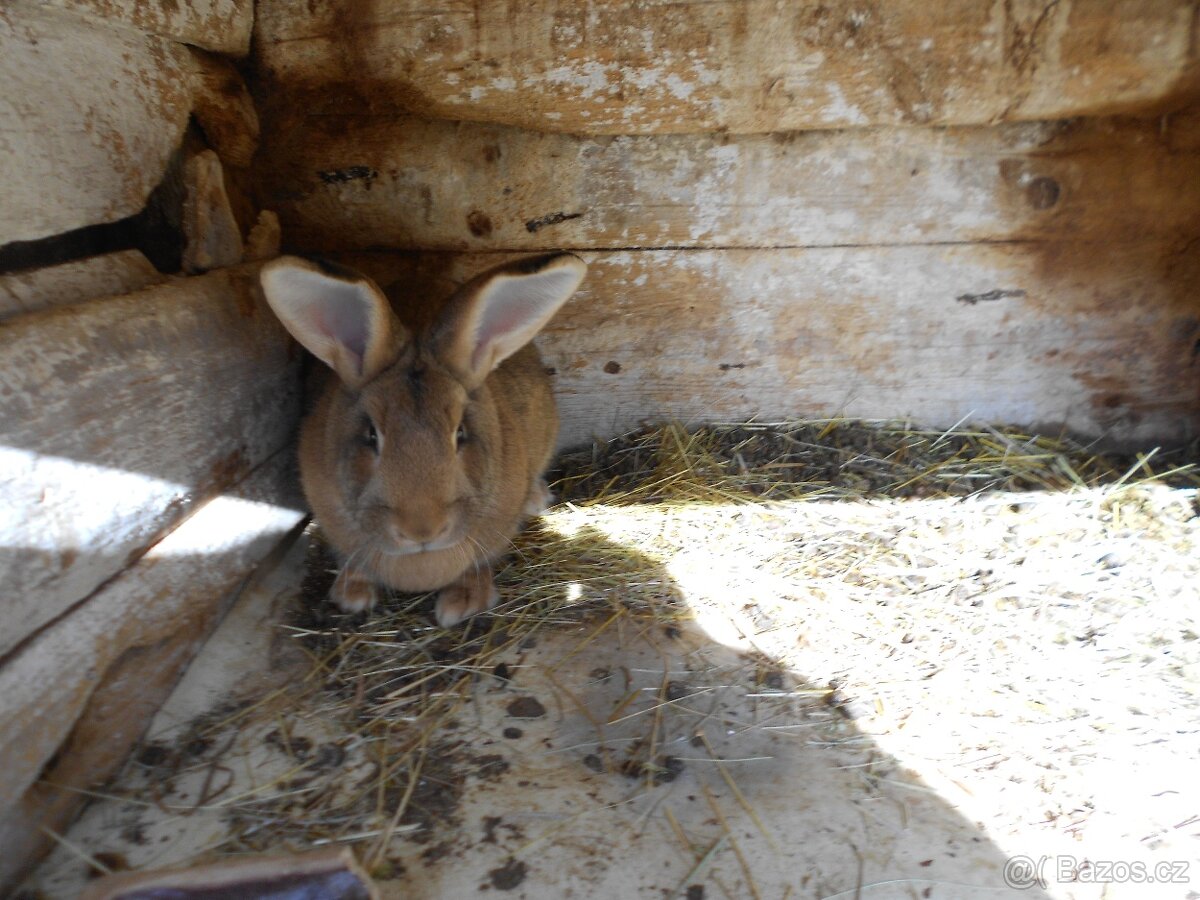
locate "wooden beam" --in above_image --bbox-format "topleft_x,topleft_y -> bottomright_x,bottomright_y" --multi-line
0,3 -> 194,245
0,251 -> 163,322
181,150 -> 245,274
80,849 -> 380,900
31,0 -> 253,55
190,49 -> 261,168
261,113 -> 1200,253
334,242 -> 1200,449
245,211 -> 283,262
0,264 -> 302,658
0,452 -> 304,892
255,0 -> 1200,135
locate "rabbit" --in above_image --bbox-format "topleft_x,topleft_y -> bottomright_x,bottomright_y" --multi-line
259,252 -> 587,626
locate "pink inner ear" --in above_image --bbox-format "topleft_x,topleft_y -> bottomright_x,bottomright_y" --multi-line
483,306 -> 526,344
460,262 -> 584,374
316,305 -> 368,361
471,305 -> 527,371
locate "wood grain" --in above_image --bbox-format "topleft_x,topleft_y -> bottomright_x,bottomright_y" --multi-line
0,3 -> 194,245
0,251 -> 163,322
254,0 -> 1200,135
78,848 -> 379,900
0,452 -> 304,892
334,243 -> 1200,450
182,150 -> 245,273
32,0 -> 253,55
0,264 -> 302,658
262,112 -> 1200,253
190,49 -> 261,168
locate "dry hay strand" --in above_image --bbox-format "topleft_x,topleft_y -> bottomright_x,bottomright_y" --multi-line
551,419 -> 1196,504
122,419 -> 1199,865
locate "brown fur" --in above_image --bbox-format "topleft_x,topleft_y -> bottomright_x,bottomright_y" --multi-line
261,253 -> 585,625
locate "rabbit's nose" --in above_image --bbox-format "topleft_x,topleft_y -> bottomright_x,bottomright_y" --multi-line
388,515 -> 454,549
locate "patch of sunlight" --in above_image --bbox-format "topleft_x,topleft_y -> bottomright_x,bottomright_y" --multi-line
537,483 -> 1200,889
0,445 -> 303,557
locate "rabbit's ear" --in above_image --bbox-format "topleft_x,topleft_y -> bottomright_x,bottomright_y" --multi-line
260,256 -> 406,388
433,253 -> 586,388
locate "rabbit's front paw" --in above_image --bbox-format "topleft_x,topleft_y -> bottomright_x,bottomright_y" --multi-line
331,567 -> 381,613
522,476 -> 555,517
435,566 -> 499,627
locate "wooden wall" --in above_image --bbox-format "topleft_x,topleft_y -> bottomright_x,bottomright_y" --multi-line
254,0 -> 1200,449
255,0 -> 1199,133
0,1 -> 301,888
2,0 -> 1199,888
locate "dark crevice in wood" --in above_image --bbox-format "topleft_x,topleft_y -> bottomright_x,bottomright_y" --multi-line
0,219 -> 136,276
0,149 -> 187,277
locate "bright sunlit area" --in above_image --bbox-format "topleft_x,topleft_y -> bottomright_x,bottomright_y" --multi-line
8,0 -> 1200,895
22,421 -> 1200,899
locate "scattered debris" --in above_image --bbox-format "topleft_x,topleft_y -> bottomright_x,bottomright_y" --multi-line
32,419 -> 1200,898
505,697 -> 547,719
487,857 -> 528,890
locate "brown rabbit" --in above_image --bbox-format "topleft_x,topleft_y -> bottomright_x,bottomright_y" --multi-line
259,253 -> 587,626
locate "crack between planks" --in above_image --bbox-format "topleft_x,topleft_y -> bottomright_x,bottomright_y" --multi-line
342,238 -> 1052,257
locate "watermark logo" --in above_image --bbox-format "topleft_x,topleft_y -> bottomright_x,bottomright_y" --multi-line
1003,855 -> 1192,890
1003,855 -> 1047,890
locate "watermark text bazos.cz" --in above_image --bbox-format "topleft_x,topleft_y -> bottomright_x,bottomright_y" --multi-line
1004,855 -> 1192,890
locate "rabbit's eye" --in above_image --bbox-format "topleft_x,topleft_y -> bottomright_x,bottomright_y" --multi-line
361,419 -> 380,453
455,422 -> 469,450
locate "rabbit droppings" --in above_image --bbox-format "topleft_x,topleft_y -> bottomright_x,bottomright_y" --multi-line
260,253 -> 587,627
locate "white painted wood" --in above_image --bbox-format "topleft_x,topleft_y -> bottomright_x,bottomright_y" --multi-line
0,264 -> 302,658
0,251 -> 163,321
31,0 -> 252,54
336,243 -> 1200,450
0,3 -> 194,245
255,0 -> 1200,135
262,113 -> 1200,253
0,452 -> 304,892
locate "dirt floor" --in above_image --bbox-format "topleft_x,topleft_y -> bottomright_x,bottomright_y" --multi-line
22,423 -> 1200,899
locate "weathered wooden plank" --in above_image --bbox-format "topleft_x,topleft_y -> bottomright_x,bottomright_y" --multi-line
190,49 -> 261,168
33,0 -> 252,55
78,849 -> 379,900
0,3 -> 194,246
335,243 -> 1200,449
255,0 -> 1200,135
263,113 -> 1200,253
0,251 -> 163,322
0,264 -> 302,658
182,150 -> 245,274
246,210 -> 283,262
0,453 -> 304,892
